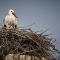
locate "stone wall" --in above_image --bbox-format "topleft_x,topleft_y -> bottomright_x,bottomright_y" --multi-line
5,54 -> 40,60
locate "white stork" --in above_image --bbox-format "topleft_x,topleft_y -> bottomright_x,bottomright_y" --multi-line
4,9 -> 18,29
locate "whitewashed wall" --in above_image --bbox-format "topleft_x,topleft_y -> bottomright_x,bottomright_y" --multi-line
5,54 -> 40,60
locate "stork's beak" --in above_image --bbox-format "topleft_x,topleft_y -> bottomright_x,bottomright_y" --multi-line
12,12 -> 18,18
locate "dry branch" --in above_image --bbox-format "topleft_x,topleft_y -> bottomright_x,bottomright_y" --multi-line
0,27 -> 58,60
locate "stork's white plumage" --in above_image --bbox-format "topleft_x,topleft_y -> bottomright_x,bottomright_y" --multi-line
4,9 -> 18,29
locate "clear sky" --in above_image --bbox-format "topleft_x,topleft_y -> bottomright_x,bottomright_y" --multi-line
0,0 -> 60,50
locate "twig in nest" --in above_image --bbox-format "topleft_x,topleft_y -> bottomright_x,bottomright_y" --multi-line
18,23 -> 35,28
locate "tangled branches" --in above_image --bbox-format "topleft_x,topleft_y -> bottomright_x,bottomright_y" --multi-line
0,27 -> 58,59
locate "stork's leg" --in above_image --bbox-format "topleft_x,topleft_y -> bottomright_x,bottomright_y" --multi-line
15,25 -> 17,28
4,24 -> 6,27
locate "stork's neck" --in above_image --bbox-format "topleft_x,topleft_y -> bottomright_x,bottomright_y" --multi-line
9,13 -> 15,18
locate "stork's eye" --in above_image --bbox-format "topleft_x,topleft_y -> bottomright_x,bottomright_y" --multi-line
11,11 -> 12,12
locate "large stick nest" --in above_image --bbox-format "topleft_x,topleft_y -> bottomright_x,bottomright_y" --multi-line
0,27 -> 57,59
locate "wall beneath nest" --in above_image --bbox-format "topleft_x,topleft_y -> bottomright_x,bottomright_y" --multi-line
5,54 -> 48,60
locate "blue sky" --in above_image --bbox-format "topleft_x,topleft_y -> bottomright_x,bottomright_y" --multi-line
0,0 -> 60,50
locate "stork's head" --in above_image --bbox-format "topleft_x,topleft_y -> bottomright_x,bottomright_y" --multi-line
8,9 -> 18,18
